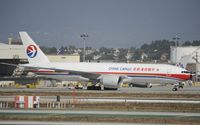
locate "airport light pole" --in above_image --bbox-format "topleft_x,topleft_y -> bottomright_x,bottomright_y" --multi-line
80,33 -> 88,62
193,52 -> 199,82
172,35 -> 181,63
195,52 -> 199,82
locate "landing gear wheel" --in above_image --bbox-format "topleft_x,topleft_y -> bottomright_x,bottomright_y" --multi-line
129,83 -> 134,87
178,86 -> 183,89
146,83 -> 152,88
178,83 -> 184,89
172,87 -> 178,91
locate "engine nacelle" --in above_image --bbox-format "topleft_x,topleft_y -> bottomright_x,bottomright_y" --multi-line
101,75 -> 123,90
129,83 -> 152,88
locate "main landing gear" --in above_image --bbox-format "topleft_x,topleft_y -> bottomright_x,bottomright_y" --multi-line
172,82 -> 184,91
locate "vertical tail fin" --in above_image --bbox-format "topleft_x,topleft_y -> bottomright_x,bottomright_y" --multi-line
19,32 -> 50,64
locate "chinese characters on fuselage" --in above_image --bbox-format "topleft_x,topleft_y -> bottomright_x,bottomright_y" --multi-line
108,67 -> 159,72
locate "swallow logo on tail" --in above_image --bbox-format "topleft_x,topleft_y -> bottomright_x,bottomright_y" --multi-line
26,45 -> 38,58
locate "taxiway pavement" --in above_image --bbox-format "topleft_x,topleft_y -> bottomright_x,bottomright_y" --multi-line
0,85 -> 200,94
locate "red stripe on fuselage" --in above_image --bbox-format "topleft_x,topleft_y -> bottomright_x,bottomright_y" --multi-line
95,72 -> 190,81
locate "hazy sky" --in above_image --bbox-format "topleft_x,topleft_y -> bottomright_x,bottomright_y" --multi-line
0,0 -> 200,48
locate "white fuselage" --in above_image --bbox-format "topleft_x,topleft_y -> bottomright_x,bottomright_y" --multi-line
23,62 -> 191,85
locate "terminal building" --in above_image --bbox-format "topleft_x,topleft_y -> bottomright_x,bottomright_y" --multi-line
170,46 -> 200,64
170,46 -> 200,77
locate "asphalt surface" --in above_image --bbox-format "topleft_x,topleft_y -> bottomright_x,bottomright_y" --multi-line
0,86 -> 199,124
0,121 -> 160,125
1,110 -> 200,117
0,85 -> 200,94
1,96 -> 200,103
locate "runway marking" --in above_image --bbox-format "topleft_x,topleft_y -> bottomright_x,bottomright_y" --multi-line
1,96 -> 200,103
0,110 -> 200,117
75,98 -> 200,104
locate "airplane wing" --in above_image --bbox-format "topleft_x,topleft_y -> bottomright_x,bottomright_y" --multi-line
44,68 -> 100,80
0,62 -> 19,67
0,62 -> 100,80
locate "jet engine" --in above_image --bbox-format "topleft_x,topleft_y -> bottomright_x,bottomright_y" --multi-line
101,75 -> 123,90
129,83 -> 152,88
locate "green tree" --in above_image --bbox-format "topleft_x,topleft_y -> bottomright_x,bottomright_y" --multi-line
182,41 -> 191,46
140,40 -> 174,61
192,40 -> 200,46
40,46 -> 57,54
132,49 -> 142,61
118,48 -> 128,62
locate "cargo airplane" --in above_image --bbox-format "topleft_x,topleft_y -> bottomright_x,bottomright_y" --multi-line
16,32 -> 192,91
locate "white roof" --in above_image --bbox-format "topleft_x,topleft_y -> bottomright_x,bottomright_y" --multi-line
0,43 -> 8,45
